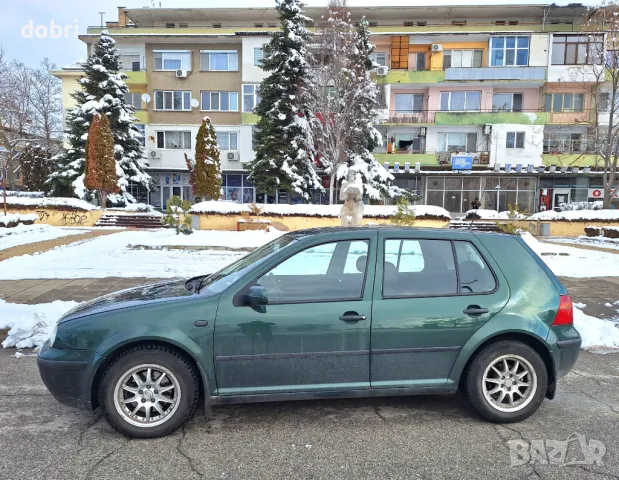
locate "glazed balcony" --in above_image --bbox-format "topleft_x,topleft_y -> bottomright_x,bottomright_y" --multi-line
445,66 -> 546,82
377,109 -> 549,125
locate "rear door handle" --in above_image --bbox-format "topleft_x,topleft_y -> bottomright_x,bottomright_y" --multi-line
463,306 -> 489,316
339,314 -> 367,323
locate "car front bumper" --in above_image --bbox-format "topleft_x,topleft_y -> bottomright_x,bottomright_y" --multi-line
37,341 -> 103,410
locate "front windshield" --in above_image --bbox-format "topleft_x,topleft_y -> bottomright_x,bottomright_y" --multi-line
199,234 -> 299,294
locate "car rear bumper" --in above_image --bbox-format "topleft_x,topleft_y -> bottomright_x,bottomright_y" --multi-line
37,342 -> 102,410
554,337 -> 581,379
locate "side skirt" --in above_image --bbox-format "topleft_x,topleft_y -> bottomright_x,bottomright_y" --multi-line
209,385 -> 458,406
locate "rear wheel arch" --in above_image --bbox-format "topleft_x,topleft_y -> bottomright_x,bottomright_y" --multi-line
456,332 -> 556,398
90,339 -> 209,411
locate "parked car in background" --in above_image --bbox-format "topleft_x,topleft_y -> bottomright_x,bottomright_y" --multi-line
38,226 -> 581,438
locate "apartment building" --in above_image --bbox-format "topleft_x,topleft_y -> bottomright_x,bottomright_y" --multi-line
53,4 -> 618,213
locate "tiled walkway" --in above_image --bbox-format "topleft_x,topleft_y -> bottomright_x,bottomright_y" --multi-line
0,230 -> 118,262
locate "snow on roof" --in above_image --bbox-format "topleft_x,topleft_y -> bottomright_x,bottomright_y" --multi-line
529,210 -> 619,222
190,201 -> 451,220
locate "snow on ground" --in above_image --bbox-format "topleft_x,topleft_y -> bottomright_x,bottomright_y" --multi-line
0,224 -> 84,251
465,209 -> 527,220
574,304 -> 619,351
4,196 -> 98,210
128,229 -> 284,249
0,299 -> 79,348
0,213 -> 38,226
547,236 -> 619,251
529,209 -> 619,221
0,230 -> 248,279
520,232 -> 619,277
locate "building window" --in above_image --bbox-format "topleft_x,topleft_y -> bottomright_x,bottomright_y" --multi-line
440,91 -> 481,111
243,84 -> 261,112
410,52 -> 426,71
506,132 -> 525,149
253,48 -> 264,67
218,132 -> 238,151
154,90 -> 192,111
370,52 -> 387,67
200,51 -> 239,71
551,35 -> 604,65
391,36 -> 409,69
490,36 -> 529,66
124,92 -> 142,111
201,91 -> 239,111
156,131 -> 192,149
395,93 -> 424,112
438,132 -> 478,152
443,50 -> 483,68
492,93 -> 523,112
543,133 -> 587,153
222,174 -> 254,203
135,124 -> 145,147
153,51 -> 192,71
543,93 -> 584,113
119,54 -> 141,71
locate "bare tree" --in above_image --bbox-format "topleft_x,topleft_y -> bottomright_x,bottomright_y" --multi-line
30,58 -> 63,154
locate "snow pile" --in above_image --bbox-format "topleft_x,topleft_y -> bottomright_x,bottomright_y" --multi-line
0,191 -> 44,198
529,209 -> 619,222
0,213 -> 38,227
574,304 -> 619,351
559,201 -> 603,211
191,201 -> 451,220
465,209 -> 527,220
0,224 -> 83,251
0,299 -> 79,348
4,196 -> 98,211
128,229 -> 284,250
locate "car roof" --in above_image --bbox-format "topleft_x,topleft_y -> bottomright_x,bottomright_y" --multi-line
287,225 -> 482,237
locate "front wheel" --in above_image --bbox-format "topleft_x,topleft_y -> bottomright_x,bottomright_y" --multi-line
465,341 -> 548,423
98,345 -> 199,438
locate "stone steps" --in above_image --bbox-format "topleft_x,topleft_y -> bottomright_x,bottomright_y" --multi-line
449,220 -> 502,232
95,214 -> 163,229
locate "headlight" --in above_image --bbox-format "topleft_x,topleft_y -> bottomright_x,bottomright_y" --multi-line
48,323 -> 58,347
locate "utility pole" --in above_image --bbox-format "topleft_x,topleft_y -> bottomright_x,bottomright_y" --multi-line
0,146 -> 7,216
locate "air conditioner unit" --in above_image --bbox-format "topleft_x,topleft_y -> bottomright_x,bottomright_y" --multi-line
175,69 -> 188,78
227,151 -> 240,161
483,124 -> 492,135
431,44 -> 443,52
376,66 -> 389,76
419,127 -> 427,136
149,150 -> 161,160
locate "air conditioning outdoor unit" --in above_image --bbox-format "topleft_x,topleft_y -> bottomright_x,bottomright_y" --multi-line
175,69 -> 188,78
419,127 -> 427,136
227,151 -> 240,161
149,150 -> 161,160
376,66 -> 389,76
483,124 -> 492,135
431,44 -> 443,52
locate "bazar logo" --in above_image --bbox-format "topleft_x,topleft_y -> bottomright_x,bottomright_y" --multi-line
21,20 -> 79,39
509,433 -> 606,467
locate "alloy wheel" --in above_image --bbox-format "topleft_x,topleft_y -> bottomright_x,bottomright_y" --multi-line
481,354 -> 537,413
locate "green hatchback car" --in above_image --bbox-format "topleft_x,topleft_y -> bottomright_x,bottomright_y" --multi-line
38,226 -> 581,438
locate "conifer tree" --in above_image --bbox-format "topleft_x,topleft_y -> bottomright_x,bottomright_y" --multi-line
48,31 -> 151,203
247,0 -> 322,201
84,113 -> 118,206
191,117 -> 221,201
20,144 -> 53,192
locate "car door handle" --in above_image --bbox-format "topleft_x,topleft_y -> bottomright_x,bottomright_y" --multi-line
463,306 -> 489,316
339,314 -> 367,323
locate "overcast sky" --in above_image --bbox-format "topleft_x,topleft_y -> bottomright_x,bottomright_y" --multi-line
0,0 -> 597,69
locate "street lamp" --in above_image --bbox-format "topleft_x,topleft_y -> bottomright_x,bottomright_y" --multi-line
0,145 -> 7,216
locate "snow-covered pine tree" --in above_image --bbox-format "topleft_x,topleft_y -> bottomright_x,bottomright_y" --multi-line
84,113 -> 119,206
247,0 -> 322,201
47,31 -> 151,203
194,117 -> 222,201
20,144 -> 53,192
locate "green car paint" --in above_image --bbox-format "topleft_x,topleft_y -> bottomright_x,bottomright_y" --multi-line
38,226 -> 580,412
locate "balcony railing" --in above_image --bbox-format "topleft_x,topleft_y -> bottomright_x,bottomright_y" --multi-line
543,139 -> 596,154
445,66 -> 547,82
378,109 -> 550,125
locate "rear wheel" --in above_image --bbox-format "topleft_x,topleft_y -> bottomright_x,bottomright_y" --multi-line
465,341 -> 547,423
98,345 -> 199,438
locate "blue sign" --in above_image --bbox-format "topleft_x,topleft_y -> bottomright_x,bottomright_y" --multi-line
452,155 -> 473,170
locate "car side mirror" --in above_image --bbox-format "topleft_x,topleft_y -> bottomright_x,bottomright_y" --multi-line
247,285 -> 268,307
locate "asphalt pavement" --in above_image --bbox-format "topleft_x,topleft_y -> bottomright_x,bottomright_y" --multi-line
0,349 -> 617,479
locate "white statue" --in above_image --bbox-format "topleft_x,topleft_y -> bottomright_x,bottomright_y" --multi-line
340,169 -> 364,226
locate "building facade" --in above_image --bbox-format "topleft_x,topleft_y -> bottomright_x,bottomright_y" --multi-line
53,4 -> 619,213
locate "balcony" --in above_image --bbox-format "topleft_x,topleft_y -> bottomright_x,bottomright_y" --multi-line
133,111 -> 149,124
378,109 -> 549,125
374,70 -> 445,85
374,153 -> 438,166
445,67 -> 546,82
124,70 -> 148,85
242,112 -> 260,125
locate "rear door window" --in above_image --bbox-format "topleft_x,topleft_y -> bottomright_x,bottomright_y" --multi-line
453,241 -> 497,293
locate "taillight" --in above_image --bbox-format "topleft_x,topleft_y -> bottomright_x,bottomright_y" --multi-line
552,295 -> 573,326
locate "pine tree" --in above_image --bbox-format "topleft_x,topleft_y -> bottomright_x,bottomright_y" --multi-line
47,31 -> 151,203
194,117 -> 221,201
247,0 -> 322,201
84,113 -> 118,206
20,144 -> 53,192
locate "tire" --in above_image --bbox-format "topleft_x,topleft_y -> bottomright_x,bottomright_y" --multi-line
98,344 -> 199,439
465,340 -> 547,423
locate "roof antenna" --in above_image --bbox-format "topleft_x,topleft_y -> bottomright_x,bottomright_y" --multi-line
98,12 -> 105,28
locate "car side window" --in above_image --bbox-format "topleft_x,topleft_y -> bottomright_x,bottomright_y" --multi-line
258,240 -> 369,303
454,241 -> 497,293
383,239 -> 457,297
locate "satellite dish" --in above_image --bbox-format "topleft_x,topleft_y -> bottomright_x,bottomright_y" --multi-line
190,98 -> 200,109
141,93 -> 151,103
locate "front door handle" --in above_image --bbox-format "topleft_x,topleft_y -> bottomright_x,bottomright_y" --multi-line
339,313 -> 367,323
463,306 -> 489,316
